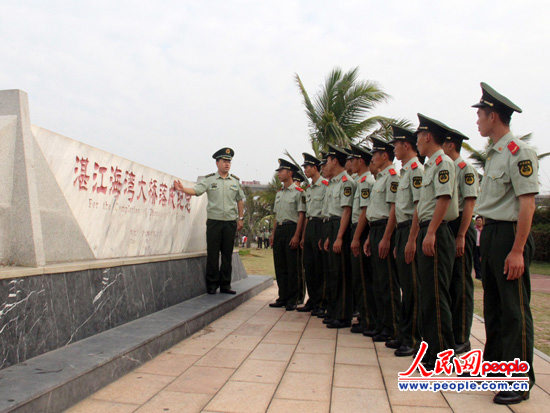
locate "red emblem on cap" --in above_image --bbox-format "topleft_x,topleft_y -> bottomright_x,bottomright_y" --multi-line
435,155 -> 443,165
411,162 -> 418,170
458,161 -> 466,169
507,141 -> 519,155
342,175 -> 348,182
322,179 -> 329,186
360,175 -> 367,183
389,168 -> 397,176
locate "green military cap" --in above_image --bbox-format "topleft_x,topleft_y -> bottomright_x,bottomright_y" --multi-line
293,168 -> 308,183
276,158 -> 298,172
302,152 -> 321,167
326,143 -> 349,162
415,113 -> 452,137
389,125 -> 417,145
444,127 -> 470,142
350,143 -> 373,163
370,136 -> 394,154
471,82 -> 522,116
212,147 -> 235,160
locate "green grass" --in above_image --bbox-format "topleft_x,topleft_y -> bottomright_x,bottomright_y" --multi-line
238,248 -> 276,278
530,261 -> 550,276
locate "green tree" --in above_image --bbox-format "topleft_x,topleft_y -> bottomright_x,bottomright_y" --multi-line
295,67 -> 389,153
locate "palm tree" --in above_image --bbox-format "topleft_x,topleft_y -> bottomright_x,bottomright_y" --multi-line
295,67 -> 389,153
462,133 -> 550,173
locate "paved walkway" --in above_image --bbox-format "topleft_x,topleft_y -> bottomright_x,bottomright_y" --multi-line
67,285 -> 550,412
531,274 -> 550,293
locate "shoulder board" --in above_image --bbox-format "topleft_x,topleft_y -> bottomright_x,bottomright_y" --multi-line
295,186 -> 304,192
230,174 -> 240,180
435,155 -> 442,165
205,173 -> 215,178
389,168 -> 397,176
507,141 -> 520,155
322,179 -> 329,186
342,175 -> 348,182
458,161 -> 466,169
360,176 -> 367,183
411,162 -> 418,170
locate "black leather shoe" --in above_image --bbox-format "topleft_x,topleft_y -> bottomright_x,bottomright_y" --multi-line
493,391 -> 529,405
220,288 -> 236,294
327,320 -> 351,329
285,304 -> 297,311
350,324 -> 364,334
207,288 -> 217,294
454,340 -> 471,354
316,310 -> 326,318
362,329 -> 378,337
373,333 -> 391,342
322,318 -> 335,325
385,339 -> 401,349
296,305 -> 312,312
395,345 -> 415,357
269,301 -> 285,308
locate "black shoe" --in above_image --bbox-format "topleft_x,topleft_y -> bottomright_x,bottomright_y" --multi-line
454,340 -> 471,354
385,339 -> 401,349
322,318 -> 335,325
493,391 -> 529,405
285,304 -> 297,311
327,320 -> 351,329
395,345 -> 415,357
220,288 -> 236,294
362,329 -> 378,337
373,333 -> 391,342
311,308 -> 322,317
269,301 -> 285,308
316,310 -> 326,318
296,305 -> 312,312
207,288 -> 217,294
350,324 -> 364,334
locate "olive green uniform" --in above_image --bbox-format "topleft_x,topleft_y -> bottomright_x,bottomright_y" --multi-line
476,132 -> 538,386
416,149 -> 459,363
273,184 -> 306,306
303,176 -> 328,310
326,171 -> 356,321
367,164 -> 401,338
194,172 -> 245,290
448,156 -> 479,347
394,157 -> 423,349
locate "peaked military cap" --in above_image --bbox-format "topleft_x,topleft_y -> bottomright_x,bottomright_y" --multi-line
326,144 -> 349,162
444,127 -> 470,142
370,137 -> 394,154
276,158 -> 298,172
389,125 -> 417,145
319,151 -> 328,166
212,147 -> 234,160
293,168 -> 307,183
415,114 -> 451,137
302,152 -> 321,167
471,82 -> 522,116
350,143 -> 372,162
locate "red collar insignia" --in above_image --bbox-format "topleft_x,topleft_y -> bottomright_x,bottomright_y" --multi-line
322,179 -> 329,186
458,161 -> 466,169
411,162 -> 418,170
295,186 -> 303,192
360,175 -> 367,183
435,155 -> 443,165
507,141 -> 519,155
342,175 -> 348,182
389,168 -> 397,176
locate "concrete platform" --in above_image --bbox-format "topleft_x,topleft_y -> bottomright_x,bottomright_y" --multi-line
0,275 -> 272,413
68,284 -> 550,413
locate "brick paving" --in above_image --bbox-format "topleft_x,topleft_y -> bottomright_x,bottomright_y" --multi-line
66,285 -> 550,412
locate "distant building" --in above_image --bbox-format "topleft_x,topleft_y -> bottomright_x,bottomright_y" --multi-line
241,180 -> 269,191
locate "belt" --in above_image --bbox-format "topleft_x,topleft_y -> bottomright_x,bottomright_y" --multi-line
369,219 -> 388,228
397,220 -> 412,229
325,216 -> 341,222
484,218 -> 515,226
308,217 -> 323,222
419,220 -> 447,229
278,220 -> 297,226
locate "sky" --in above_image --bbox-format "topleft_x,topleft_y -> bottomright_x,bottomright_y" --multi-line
1,0 -> 549,191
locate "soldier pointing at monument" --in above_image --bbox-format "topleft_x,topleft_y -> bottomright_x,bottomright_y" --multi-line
174,147 -> 245,295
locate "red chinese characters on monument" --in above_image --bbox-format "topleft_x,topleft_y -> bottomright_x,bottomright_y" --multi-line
72,155 -> 191,212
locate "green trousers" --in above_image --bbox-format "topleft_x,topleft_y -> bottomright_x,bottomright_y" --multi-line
448,217 -> 475,346
417,222 -> 455,362
369,223 -> 400,338
394,223 -> 422,348
273,222 -> 300,305
480,221 -> 535,387
206,219 -> 237,290
327,218 -> 353,321
303,219 -> 324,308
319,221 -> 331,310
350,224 -> 377,330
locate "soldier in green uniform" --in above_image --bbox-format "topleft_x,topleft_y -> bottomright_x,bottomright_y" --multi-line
390,125 -> 423,356
317,152 -> 332,318
322,144 -> 356,328
363,137 -> 401,344
292,167 -> 308,305
348,144 -> 376,334
269,159 -> 306,311
413,114 -> 459,368
442,127 -> 479,355
297,153 -> 327,314
174,147 -> 245,294
472,82 -> 538,405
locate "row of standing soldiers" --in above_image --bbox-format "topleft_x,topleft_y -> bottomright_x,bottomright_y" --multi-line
268,82 -> 539,405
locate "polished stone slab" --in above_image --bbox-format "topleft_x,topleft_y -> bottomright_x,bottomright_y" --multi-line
0,275 -> 272,413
